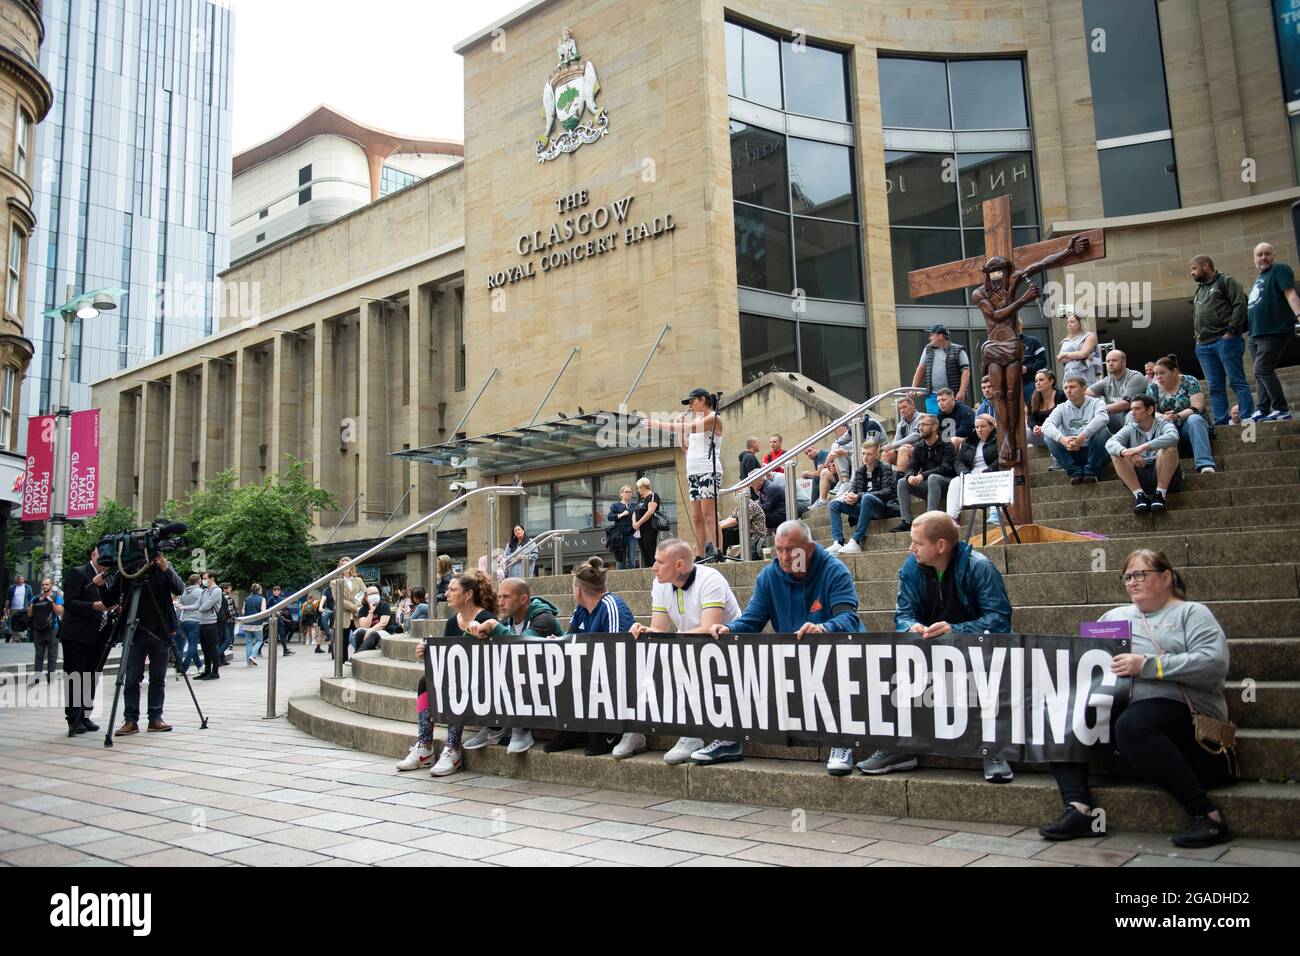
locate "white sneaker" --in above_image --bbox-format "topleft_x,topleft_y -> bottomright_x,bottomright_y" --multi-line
463,726 -> 507,750
839,539 -> 862,555
507,728 -> 534,754
612,732 -> 647,759
826,541 -> 844,555
396,742 -> 434,772
826,747 -> 855,776
664,736 -> 705,764
430,747 -> 463,777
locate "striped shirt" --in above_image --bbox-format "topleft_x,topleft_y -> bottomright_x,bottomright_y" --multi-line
568,592 -> 635,634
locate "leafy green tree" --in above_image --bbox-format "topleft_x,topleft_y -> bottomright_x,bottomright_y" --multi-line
165,459 -> 334,590
61,498 -> 137,581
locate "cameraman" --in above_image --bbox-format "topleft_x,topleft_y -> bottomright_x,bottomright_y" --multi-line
103,547 -> 184,735
61,547 -> 113,735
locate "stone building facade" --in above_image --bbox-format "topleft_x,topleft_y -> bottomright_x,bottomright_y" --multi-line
91,0 -> 1300,587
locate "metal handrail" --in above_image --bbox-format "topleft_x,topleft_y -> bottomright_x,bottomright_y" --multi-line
240,484 -> 526,718
497,528 -> 581,577
722,386 -> 920,550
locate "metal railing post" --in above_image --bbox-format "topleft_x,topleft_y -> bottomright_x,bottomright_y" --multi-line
265,616 -> 279,719
737,487 -> 751,560
784,469 -> 795,531
485,494 -> 498,579
850,418 -> 864,484
333,577 -> 343,680
553,534 -> 563,575
427,525 -> 437,599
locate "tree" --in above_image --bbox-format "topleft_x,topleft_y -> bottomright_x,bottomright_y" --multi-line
61,498 -> 137,582
166,459 -> 334,590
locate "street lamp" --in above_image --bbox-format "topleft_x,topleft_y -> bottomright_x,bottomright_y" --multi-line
40,285 -> 127,588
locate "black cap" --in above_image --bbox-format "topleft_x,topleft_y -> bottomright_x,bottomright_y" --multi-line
682,387 -> 712,405
928,323 -> 949,336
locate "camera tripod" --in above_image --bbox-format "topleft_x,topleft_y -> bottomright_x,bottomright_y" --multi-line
99,564 -> 209,748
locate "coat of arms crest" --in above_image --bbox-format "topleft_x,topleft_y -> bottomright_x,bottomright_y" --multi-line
537,28 -> 608,163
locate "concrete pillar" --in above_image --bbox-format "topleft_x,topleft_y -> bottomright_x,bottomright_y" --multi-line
114,389 -> 139,510
312,317 -> 326,530
139,380 -> 169,521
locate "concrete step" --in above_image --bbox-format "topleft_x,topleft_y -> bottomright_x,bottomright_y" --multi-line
1227,682 -> 1300,729
1028,444 -> 1300,474
420,595 -> 1300,639
286,683 -> 1299,837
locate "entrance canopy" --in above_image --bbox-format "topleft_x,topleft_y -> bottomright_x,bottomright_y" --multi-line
392,411 -> 627,475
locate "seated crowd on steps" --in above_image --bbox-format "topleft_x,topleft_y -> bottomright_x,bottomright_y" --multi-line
385,518 -> 1235,852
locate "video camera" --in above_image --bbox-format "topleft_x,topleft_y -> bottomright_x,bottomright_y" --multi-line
95,519 -> 189,575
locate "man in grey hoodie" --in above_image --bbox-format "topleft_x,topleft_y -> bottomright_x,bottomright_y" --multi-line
194,572 -> 225,680
1042,375 -> 1111,483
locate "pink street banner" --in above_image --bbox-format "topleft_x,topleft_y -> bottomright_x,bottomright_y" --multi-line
67,408 -> 100,519
21,415 -> 55,521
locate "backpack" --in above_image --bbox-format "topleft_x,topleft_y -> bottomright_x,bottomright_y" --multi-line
30,597 -> 53,631
217,592 -> 231,625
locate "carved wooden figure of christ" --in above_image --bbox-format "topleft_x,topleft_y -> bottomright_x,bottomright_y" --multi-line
907,195 -> 1106,526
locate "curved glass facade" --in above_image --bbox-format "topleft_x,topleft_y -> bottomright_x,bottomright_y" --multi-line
726,19 -> 867,401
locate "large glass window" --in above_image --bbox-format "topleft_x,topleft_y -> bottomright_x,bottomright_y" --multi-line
878,58 -> 950,129
0,366 -> 13,450
787,138 -> 856,221
14,108 -> 29,180
6,225 -> 21,316
799,325 -> 867,402
781,39 -> 848,121
794,218 -> 860,301
516,466 -> 678,536
554,478 -> 599,531
725,21 -> 782,108
879,58 -> 1041,307
734,204 -> 793,293
730,122 -> 788,210
729,19 -> 866,398
1270,1 -> 1300,182
1082,0 -> 1180,215
740,313 -> 799,383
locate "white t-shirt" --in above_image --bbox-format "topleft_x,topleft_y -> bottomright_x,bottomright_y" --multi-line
650,564 -> 741,632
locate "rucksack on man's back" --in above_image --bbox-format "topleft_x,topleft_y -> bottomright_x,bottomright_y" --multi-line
29,598 -> 53,630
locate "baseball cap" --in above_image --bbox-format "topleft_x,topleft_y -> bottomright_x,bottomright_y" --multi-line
682,387 -> 712,405
928,323 -> 949,336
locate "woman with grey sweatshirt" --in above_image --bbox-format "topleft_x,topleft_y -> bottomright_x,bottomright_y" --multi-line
195,572 -> 225,680
1039,549 -> 1234,849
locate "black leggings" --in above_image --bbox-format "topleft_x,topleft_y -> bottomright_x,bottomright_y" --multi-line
199,622 -> 220,673
1052,697 -> 1235,817
637,530 -> 659,568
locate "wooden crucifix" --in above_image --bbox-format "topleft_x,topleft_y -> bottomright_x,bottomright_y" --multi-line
907,195 -> 1106,527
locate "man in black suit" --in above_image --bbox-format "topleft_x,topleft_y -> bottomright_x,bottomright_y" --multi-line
61,546 -> 112,736
101,549 -> 184,736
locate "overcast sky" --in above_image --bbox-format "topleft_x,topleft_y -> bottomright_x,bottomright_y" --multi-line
230,0 -> 526,152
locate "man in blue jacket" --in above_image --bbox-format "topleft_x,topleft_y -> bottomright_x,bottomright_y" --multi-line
857,511 -> 1015,783
709,519 -> 863,775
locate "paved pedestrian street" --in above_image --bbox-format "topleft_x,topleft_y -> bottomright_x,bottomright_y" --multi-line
1,655 -> 1298,868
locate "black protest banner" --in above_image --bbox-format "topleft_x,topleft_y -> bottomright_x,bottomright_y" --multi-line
422,632 -> 1131,762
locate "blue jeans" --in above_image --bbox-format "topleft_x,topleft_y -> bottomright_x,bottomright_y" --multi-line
243,625 -> 264,661
829,493 -> 897,544
1195,336 -> 1253,423
123,637 -> 169,722
1045,430 -> 1110,478
1176,414 -> 1215,470
218,623 -> 234,657
179,620 -> 201,671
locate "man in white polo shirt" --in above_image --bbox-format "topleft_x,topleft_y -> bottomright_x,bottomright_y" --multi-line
630,537 -> 742,765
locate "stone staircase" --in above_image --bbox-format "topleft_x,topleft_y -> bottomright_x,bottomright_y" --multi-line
289,417 -> 1300,838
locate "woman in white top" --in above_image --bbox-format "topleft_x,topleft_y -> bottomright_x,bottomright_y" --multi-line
945,414 -> 999,520
644,388 -> 723,561
1056,308 -> 1102,385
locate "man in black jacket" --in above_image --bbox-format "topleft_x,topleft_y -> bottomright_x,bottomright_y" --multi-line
828,439 -> 899,556
892,416 -> 957,533
101,550 -> 185,735
935,388 -> 976,446
60,547 -> 113,735
1020,331 -> 1048,405
738,436 -> 761,481
749,474 -> 787,531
